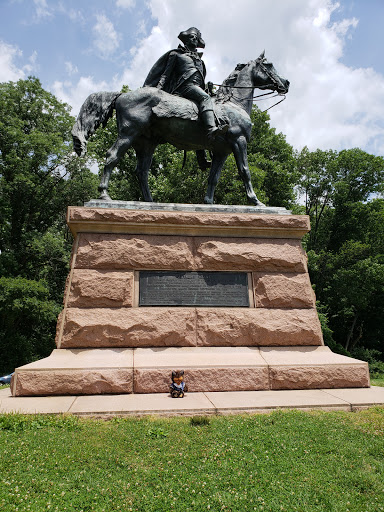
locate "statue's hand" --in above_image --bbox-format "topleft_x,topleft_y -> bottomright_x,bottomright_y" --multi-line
206,81 -> 215,96
157,75 -> 166,89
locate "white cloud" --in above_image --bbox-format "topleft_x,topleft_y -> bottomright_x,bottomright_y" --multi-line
92,14 -> 120,59
51,76 -> 114,115
65,61 -> 78,76
116,0 -> 136,8
33,0 -> 52,20
23,50 -> 38,75
0,41 -> 25,82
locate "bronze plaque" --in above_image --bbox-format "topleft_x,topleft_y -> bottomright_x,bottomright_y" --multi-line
139,271 -> 249,307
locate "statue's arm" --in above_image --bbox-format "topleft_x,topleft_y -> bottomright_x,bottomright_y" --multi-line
157,51 -> 177,89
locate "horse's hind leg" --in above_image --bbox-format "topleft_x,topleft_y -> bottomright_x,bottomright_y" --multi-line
232,135 -> 265,206
133,139 -> 157,202
98,136 -> 133,200
204,153 -> 228,204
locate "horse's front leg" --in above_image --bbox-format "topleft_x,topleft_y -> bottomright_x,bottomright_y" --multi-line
232,136 -> 265,206
99,136 -> 133,200
204,153 -> 228,204
134,140 -> 157,202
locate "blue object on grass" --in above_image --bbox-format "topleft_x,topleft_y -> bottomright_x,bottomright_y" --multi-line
0,373 -> 13,384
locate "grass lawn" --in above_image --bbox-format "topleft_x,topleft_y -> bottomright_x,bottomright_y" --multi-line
0,408 -> 384,512
371,378 -> 384,387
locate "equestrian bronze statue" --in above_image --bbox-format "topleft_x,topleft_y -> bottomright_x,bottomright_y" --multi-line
72,27 -> 289,205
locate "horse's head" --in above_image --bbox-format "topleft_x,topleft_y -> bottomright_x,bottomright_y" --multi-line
253,51 -> 289,94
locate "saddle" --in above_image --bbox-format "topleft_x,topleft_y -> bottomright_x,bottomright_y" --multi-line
152,92 -> 229,126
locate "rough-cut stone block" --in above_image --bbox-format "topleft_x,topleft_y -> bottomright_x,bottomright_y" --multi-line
134,368 -> 269,393
75,233 -> 195,270
11,349 -> 134,396
260,346 -> 370,389
195,238 -> 307,272
73,234 -> 307,273
133,346 -> 269,393
13,370 -> 133,396
196,308 -> 323,346
67,270 -> 134,308
59,308 -> 196,348
269,366 -> 369,390
253,272 -> 316,308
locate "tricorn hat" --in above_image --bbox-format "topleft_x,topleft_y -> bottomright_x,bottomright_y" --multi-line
178,27 -> 205,48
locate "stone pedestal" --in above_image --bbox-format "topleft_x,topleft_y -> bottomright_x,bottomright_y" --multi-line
11,202 -> 369,396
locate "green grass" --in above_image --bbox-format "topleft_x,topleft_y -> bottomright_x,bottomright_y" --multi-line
371,378 -> 384,387
0,409 -> 384,511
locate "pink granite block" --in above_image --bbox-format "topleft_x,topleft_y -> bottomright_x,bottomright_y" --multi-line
67,269 -> 135,308
59,307 -> 197,348
260,346 -> 370,390
11,348 -> 134,396
253,272 -> 316,308
269,365 -> 369,390
12,369 -> 133,396
133,346 -> 269,393
134,367 -> 270,393
195,238 -> 307,272
68,207 -> 310,235
196,308 -> 323,346
75,233 -> 195,270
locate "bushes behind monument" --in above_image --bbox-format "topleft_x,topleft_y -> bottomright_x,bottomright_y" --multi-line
0,277 -> 60,375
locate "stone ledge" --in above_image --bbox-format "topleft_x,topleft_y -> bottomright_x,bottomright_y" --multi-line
84,199 -> 291,214
68,206 -> 309,239
133,346 -> 269,393
260,346 -> 369,390
10,346 -> 370,397
11,349 -> 134,396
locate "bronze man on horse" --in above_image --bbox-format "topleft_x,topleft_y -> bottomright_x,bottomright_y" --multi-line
143,27 -> 228,140
72,33 -> 289,206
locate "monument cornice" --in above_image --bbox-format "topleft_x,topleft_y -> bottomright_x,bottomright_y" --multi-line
67,202 -> 310,239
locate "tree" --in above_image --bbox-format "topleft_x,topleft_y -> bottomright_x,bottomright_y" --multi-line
0,77 -> 98,294
0,277 -> 60,375
247,108 -> 297,207
296,147 -> 384,251
0,77 -> 98,371
308,200 -> 384,354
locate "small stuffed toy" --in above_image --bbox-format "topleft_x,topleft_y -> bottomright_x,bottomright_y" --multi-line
170,370 -> 188,398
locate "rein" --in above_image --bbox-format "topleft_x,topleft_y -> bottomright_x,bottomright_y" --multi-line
212,83 -> 286,112
212,58 -> 287,112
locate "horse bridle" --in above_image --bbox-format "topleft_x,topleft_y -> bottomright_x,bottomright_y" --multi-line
213,58 -> 286,112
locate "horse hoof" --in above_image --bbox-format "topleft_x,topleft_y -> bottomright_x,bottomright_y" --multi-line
204,196 -> 213,204
98,191 -> 112,201
250,197 -> 265,207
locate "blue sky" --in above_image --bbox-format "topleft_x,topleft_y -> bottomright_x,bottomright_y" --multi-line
1,0 -> 384,155
332,0 -> 384,74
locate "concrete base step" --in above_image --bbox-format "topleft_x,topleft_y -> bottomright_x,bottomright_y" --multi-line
3,387 -> 384,416
11,346 -> 369,396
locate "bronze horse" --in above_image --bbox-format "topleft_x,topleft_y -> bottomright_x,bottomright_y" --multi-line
72,52 -> 289,205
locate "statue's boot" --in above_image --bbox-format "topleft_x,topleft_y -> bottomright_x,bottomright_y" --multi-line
196,149 -> 211,170
202,110 -> 229,140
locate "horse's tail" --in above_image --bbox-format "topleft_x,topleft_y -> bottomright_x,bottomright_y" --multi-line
71,91 -> 121,156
